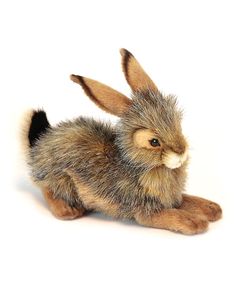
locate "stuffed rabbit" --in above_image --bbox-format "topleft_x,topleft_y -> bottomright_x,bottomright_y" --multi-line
22,49 -> 222,234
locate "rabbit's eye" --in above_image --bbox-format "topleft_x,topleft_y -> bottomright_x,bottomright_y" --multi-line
149,138 -> 160,147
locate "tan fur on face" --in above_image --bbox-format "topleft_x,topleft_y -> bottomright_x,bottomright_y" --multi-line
70,75 -> 132,117
120,48 -> 158,93
133,128 -> 161,150
133,128 -> 188,169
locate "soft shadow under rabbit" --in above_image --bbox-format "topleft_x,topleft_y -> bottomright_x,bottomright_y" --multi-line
22,49 -> 222,234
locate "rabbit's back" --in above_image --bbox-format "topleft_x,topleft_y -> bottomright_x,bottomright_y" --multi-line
28,117 -> 117,182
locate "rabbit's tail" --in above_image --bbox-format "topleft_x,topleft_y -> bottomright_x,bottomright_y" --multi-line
21,109 -> 50,156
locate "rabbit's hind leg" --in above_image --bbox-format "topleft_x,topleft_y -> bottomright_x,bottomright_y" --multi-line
38,172 -> 86,220
42,188 -> 86,220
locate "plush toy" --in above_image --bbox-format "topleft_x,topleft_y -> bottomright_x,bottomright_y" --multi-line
22,49 -> 222,234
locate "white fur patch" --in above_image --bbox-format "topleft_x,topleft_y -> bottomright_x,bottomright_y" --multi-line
163,150 -> 188,169
20,109 -> 35,159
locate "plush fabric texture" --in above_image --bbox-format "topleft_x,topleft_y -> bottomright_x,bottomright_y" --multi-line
27,88 -> 187,219
22,49 -> 222,234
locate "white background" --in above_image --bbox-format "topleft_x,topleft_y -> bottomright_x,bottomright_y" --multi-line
1,1 -> 236,282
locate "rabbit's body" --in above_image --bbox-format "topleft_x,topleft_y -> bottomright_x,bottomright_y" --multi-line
29,116 -> 186,219
23,49 -> 222,234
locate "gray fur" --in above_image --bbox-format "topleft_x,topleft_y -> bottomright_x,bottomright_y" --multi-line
28,89 -> 187,219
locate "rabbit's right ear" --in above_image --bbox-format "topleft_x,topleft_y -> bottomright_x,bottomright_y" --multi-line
70,75 -> 132,117
120,48 -> 158,93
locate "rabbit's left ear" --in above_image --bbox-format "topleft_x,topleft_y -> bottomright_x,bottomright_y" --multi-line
70,75 -> 132,117
120,48 -> 158,93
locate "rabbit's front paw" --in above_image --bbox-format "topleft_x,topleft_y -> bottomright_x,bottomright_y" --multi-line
135,209 -> 209,235
199,201 -> 222,221
181,194 -> 222,222
178,213 -> 209,235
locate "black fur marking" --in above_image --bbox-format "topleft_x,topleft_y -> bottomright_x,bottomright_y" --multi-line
75,75 -> 101,105
28,110 -> 50,147
122,49 -> 132,81
73,75 -> 111,114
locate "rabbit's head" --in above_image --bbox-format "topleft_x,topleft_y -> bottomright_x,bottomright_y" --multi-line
71,49 -> 188,170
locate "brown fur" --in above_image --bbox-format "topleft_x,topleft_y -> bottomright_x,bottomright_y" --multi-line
120,48 -> 158,93
22,49 -> 222,235
179,194 -> 222,221
70,75 -> 131,117
135,209 -> 209,235
42,188 -> 85,220
138,166 -> 186,207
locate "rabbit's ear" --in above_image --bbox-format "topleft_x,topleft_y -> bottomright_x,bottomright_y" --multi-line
70,75 -> 132,117
120,48 -> 158,93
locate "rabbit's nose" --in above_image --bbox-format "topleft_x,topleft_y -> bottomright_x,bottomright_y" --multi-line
172,143 -> 187,155
163,149 -> 188,169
